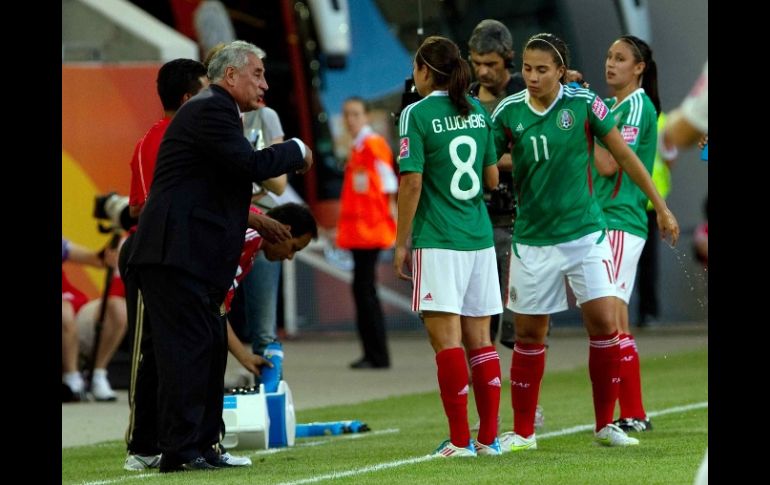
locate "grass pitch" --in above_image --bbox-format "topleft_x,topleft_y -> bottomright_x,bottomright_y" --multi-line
62,347 -> 707,485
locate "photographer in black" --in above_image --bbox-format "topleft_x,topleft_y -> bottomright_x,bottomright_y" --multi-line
467,19 -> 525,348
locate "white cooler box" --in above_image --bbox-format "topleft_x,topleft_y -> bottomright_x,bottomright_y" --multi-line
222,381 -> 296,450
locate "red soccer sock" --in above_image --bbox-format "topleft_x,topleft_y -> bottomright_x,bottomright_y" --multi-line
619,334 -> 647,419
510,342 -> 546,438
589,332 -> 621,431
469,346 -> 501,445
436,347 -> 470,447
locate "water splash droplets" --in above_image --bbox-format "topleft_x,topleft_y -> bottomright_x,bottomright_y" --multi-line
666,244 -> 708,318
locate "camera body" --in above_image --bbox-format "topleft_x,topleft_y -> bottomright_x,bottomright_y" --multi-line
392,78 -> 422,127
93,192 -> 135,232
485,185 -> 515,216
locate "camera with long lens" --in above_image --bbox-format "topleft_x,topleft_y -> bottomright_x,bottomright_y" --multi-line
93,192 -> 136,233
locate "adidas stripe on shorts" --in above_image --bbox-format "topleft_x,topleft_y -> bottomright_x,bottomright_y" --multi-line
607,229 -> 646,304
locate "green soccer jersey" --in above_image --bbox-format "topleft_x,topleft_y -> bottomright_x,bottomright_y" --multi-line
591,89 -> 657,238
491,85 -> 616,245
398,91 -> 497,250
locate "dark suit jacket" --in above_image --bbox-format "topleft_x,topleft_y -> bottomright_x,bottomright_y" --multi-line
127,84 -> 305,291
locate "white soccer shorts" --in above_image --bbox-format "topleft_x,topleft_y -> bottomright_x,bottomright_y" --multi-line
411,247 -> 502,316
507,231 -> 618,314
607,230 -> 646,304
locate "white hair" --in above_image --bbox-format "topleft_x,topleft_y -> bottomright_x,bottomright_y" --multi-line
207,40 -> 266,82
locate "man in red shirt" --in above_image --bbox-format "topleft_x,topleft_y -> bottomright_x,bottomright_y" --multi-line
128,59 -> 209,219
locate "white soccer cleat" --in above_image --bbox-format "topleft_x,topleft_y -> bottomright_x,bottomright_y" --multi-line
595,423 -> 640,447
432,439 -> 477,457
499,431 -> 537,452
123,453 -> 161,471
474,437 -> 502,456
219,452 -> 252,466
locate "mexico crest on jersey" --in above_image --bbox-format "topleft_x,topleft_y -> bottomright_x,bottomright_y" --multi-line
556,109 -> 575,130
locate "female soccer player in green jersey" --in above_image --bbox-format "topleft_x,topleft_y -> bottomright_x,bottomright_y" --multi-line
394,36 -> 503,457
592,35 -> 660,434
490,33 -> 679,451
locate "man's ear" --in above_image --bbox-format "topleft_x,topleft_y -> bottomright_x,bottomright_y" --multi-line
223,65 -> 237,86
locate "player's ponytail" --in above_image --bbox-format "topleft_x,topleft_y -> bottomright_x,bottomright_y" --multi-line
417,36 -> 472,116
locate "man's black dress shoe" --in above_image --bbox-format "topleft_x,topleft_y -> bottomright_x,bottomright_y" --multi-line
159,456 -> 218,473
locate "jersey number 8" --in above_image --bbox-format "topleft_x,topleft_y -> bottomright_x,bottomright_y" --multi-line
449,135 -> 481,200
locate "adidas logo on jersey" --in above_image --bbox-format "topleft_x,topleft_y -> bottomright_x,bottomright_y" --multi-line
458,385 -> 469,396
488,377 -> 501,387
620,282 -> 627,290
515,123 -> 524,132
423,293 -> 433,302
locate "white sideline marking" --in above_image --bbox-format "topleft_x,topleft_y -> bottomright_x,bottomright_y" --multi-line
78,403 -> 707,485
275,401 -> 709,485
77,429 -> 400,485
79,473 -> 154,485
538,401 -> 708,439
249,428 -> 400,456
274,455 -> 436,485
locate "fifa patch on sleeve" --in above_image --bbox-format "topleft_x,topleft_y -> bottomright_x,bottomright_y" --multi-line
399,137 -> 410,159
621,125 -> 639,144
591,97 -> 609,120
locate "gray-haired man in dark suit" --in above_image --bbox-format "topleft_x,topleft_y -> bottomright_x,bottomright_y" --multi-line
127,40 -> 312,473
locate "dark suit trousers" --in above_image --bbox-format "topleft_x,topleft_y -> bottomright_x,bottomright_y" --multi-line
351,249 -> 390,366
119,234 -> 161,455
135,265 -> 227,464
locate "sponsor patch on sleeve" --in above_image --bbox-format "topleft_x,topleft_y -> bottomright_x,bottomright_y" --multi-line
399,137 -> 410,159
620,125 -> 640,144
591,97 -> 609,120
